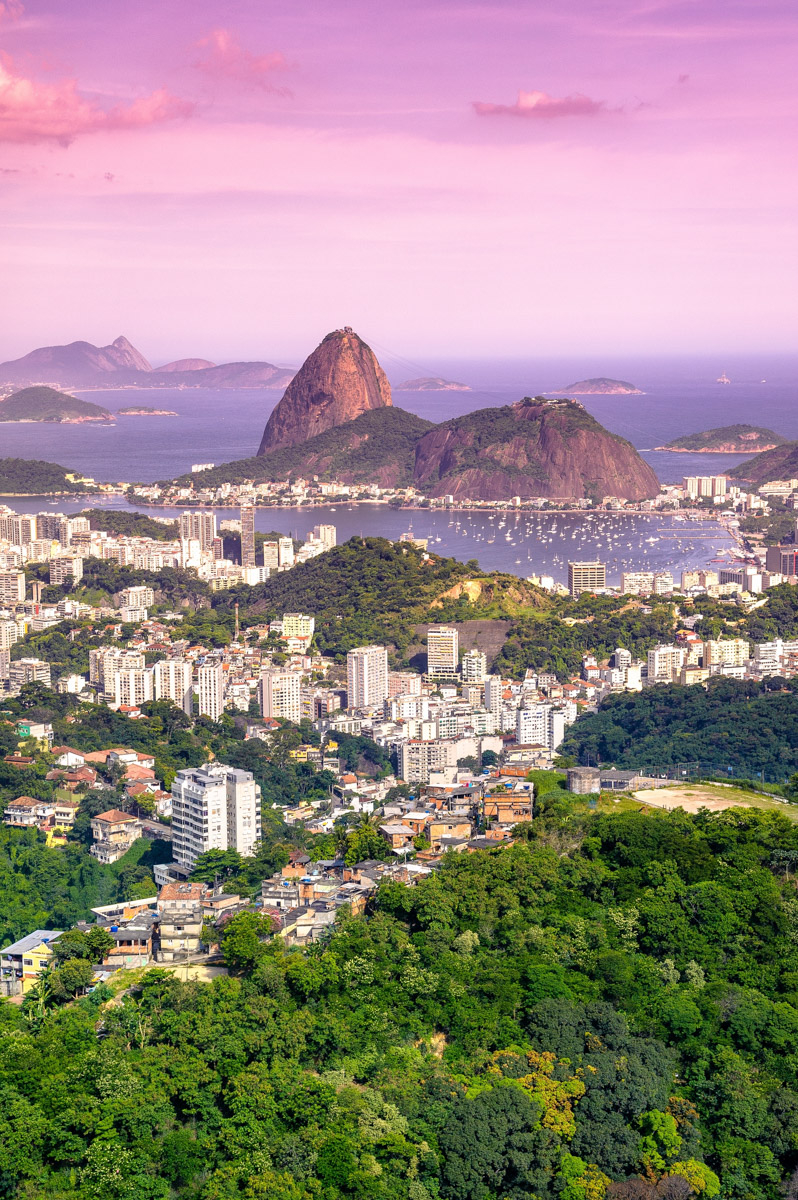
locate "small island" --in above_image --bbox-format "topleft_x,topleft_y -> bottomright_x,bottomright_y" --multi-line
397,377 -> 471,391
0,386 -> 112,423
655,424 -> 788,453
0,457 -> 95,494
117,406 -> 178,416
549,378 -> 643,395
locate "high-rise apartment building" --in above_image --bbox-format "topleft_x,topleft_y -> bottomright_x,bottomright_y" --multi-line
119,585 -> 155,609
113,668 -> 155,709
9,658 -> 51,688
178,511 -> 217,551
154,659 -> 194,715
49,557 -> 83,586
282,613 -> 315,641
260,668 -> 302,723
347,645 -> 389,710
647,645 -> 686,685
461,649 -> 488,683
620,571 -> 654,596
240,504 -> 256,569
262,541 -> 279,570
703,638 -> 750,668
197,663 -> 224,721
426,625 -> 459,678
0,572 -> 26,605
568,561 -> 606,598
0,512 -> 35,547
483,675 -> 504,716
0,620 -> 19,650
311,523 -> 337,549
89,648 -> 146,700
684,476 -> 727,500
171,764 -> 261,869
388,670 -> 423,697
278,537 -> 294,568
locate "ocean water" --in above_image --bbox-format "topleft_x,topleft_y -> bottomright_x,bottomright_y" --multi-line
0,353 -> 794,486
3,354 -> 795,582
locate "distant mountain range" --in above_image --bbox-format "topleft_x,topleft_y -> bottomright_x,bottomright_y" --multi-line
0,336 -> 295,390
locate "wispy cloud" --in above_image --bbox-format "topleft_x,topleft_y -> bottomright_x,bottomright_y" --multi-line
473,89 -> 608,118
0,54 -> 193,145
195,29 -> 291,94
0,0 -> 24,25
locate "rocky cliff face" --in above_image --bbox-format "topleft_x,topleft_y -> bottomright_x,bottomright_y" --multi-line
412,398 -> 660,501
257,328 -> 392,454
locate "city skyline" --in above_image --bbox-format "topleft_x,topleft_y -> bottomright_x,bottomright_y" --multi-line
1,0 -> 795,361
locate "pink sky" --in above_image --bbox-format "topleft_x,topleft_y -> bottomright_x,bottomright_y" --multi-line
0,0 -> 795,363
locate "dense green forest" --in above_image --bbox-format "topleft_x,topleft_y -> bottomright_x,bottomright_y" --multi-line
5,803 -> 798,1197
561,676 -> 798,779
0,457 -> 92,494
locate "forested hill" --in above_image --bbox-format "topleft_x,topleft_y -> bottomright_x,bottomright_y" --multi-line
562,675 -> 798,779
0,457 -> 94,494
5,803 -> 798,1196
244,536 -> 548,658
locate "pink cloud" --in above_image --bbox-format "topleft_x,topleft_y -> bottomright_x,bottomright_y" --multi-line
473,89 -> 607,118
195,29 -> 290,94
0,0 -> 24,25
0,54 -> 193,145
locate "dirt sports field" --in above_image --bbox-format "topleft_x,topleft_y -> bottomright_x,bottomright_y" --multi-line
632,784 -> 798,820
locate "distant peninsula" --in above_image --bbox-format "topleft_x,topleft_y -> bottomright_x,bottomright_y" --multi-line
397,377 -> 471,391
655,424 -> 788,453
0,457 -> 94,494
0,386 -> 112,423
550,378 -> 643,395
117,406 -> 178,416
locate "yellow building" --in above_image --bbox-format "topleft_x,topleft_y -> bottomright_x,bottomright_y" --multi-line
0,929 -> 63,994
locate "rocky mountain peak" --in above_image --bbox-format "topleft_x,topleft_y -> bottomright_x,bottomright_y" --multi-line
257,328 -> 392,454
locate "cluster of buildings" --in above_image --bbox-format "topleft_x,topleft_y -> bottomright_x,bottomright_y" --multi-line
0,503 -> 336,595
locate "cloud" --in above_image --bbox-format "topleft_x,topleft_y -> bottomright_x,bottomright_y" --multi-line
195,29 -> 290,94
473,89 -> 607,118
0,0 -> 23,25
0,54 -> 193,145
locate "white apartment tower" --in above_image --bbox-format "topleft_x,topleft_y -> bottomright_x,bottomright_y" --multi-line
426,625 -> 459,678
347,645 -> 389,710
178,511 -> 217,551
260,668 -> 302,723
171,764 -> 261,868
461,648 -> 488,683
483,675 -> 504,717
311,524 -> 337,549
113,668 -> 155,709
197,663 -> 224,721
154,659 -> 194,715
278,537 -> 295,568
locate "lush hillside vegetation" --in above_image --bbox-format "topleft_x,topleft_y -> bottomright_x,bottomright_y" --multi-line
0,457 -> 93,494
5,803 -> 798,1196
0,386 -> 112,423
171,408 -> 434,488
659,424 -> 787,452
562,676 -> 798,779
244,537 -> 548,659
729,441 -> 798,484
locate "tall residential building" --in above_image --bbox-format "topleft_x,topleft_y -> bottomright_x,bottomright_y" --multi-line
282,613 -> 315,641
278,537 -> 295,568
426,625 -> 459,678
9,658 -> 52,688
653,572 -> 674,595
262,541 -> 279,570
240,504 -> 256,569
461,649 -> 488,682
0,620 -> 19,650
388,670 -> 423,697
113,668 -> 155,709
620,571 -> 654,596
347,645 -> 389,710
684,476 -> 727,500
483,675 -> 504,716
0,572 -> 26,605
171,764 -> 262,869
154,659 -> 194,715
647,645 -> 685,685
260,668 -> 302,723
49,557 -> 83,586
765,545 -> 798,575
311,523 -> 337,548
0,512 -> 35,546
119,585 -> 155,609
516,705 -> 548,746
568,561 -> 606,598
703,638 -> 750,668
178,511 -> 217,551
197,663 -> 224,721
89,648 -> 145,700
